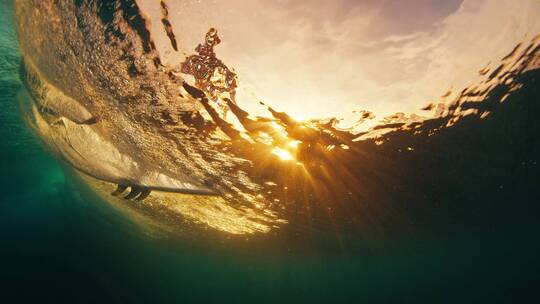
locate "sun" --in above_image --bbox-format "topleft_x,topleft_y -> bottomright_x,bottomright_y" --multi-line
271,147 -> 294,161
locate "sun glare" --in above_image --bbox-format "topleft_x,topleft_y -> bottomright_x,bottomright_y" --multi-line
272,147 -> 294,161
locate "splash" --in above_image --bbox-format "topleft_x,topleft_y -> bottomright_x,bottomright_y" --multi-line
181,28 -> 238,103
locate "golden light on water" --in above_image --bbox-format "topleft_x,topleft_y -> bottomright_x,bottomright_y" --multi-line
287,140 -> 301,149
271,147 -> 294,161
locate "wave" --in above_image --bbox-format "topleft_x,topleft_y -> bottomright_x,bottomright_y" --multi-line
13,0 -> 540,243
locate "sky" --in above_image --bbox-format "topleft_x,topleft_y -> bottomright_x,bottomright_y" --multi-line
139,0 -> 540,128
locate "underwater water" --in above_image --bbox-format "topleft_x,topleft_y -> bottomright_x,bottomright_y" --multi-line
2,0 -> 540,303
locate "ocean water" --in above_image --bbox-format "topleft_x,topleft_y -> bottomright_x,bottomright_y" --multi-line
2,1 -> 540,303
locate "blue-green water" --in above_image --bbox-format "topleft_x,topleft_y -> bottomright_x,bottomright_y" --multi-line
2,1 -> 540,303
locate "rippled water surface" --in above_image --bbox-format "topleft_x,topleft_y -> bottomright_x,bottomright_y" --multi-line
2,0 -> 540,302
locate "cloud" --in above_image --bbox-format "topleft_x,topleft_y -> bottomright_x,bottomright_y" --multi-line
145,0 -> 540,126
